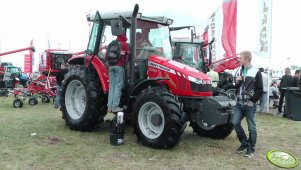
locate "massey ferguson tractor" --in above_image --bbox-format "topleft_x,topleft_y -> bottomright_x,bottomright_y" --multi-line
61,4 -> 235,149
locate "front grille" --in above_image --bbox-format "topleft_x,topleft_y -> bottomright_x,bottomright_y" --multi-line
190,82 -> 212,92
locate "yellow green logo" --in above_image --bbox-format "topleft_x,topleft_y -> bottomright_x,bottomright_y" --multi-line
267,150 -> 299,169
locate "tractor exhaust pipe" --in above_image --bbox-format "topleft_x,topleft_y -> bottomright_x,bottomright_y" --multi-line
129,4 -> 139,91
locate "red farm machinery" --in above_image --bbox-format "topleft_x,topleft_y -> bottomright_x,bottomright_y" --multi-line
11,49 -> 73,107
61,4 -> 235,149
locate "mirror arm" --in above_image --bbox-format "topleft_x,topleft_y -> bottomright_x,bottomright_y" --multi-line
119,15 -> 131,27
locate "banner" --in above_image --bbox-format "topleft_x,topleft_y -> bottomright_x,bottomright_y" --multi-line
24,40 -> 34,74
221,0 -> 237,58
207,7 -> 223,62
257,0 -> 272,58
202,26 -> 209,44
24,54 -> 32,73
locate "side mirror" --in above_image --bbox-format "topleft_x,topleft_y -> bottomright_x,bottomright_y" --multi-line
111,19 -> 125,36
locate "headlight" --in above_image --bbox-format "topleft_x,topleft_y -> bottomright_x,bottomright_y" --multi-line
187,76 -> 211,84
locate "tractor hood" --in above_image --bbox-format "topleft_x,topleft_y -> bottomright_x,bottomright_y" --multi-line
148,56 -> 212,84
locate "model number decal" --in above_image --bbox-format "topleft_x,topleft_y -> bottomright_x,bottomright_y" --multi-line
148,61 -> 176,74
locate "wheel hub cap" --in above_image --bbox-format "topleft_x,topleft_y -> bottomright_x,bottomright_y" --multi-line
65,80 -> 86,120
138,102 -> 165,139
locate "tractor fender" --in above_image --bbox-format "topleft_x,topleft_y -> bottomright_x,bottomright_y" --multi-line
130,77 -> 169,97
68,57 -> 109,93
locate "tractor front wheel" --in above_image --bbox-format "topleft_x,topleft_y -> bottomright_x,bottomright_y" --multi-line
190,121 -> 233,139
133,87 -> 186,149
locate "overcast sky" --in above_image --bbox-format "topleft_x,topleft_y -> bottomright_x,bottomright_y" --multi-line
0,0 -> 300,71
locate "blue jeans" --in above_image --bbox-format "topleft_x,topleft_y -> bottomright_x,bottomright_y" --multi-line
54,85 -> 61,108
232,102 -> 257,151
107,66 -> 124,109
259,92 -> 268,112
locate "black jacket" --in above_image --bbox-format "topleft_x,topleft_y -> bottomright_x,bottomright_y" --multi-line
291,75 -> 300,87
280,75 -> 293,89
56,68 -> 68,86
235,66 -> 263,103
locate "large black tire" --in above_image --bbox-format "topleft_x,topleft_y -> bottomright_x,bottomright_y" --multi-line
61,66 -> 107,131
133,87 -> 186,149
190,122 -> 233,139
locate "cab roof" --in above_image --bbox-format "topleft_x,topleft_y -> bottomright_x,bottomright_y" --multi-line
88,11 -> 173,26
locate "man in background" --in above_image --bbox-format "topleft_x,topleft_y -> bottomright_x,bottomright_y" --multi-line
259,68 -> 268,113
206,65 -> 219,88
54,63 -> 69,108
278,68 -> 292,114
292,70 -> 300,87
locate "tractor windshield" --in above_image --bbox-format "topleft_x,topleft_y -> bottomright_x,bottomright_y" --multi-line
52,53 -> 72,70
174,42 -> 202,69
136,20 -> 172,60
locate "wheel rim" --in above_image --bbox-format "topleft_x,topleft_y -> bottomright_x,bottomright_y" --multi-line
14,100 -> 20,107
199,120 -> 216,130
65,80 -> 86,120
138,102 -> 165,139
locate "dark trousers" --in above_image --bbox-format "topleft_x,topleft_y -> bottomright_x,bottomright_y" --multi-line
232,103 -> 257,152
278,90 -> 285,112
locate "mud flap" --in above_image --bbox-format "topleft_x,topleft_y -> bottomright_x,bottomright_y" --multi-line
197,96 -> 236,126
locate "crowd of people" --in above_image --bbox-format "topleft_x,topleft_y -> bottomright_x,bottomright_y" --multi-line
258,67 -> 301,115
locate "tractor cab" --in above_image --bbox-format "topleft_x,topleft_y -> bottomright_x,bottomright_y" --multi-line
173,42 -> 203,70
0,66 -> 28,88
87,9 -> 174,85
39,50 -> 73,76
0,62 -> 13,67
172,37 -> 215,74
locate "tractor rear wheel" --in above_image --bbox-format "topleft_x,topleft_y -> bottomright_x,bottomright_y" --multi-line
190,121 -> 233,139
133,87 -> 186,149
61,66 -> 107,131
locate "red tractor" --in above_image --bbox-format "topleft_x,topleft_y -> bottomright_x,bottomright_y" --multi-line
38,49 -> 73,75
61,4 -> 235,149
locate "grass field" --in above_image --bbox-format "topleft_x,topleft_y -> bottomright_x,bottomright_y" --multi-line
0,96 -> 300,170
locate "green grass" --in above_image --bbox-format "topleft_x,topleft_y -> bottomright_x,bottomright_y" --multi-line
0,96 -> 300,170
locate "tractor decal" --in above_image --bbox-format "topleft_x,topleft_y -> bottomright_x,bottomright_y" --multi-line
148,61 -> 176,74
